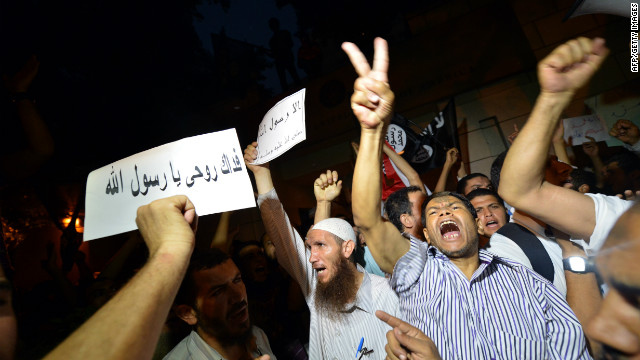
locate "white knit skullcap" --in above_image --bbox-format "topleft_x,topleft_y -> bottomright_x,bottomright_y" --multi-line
311,218 -> 356,242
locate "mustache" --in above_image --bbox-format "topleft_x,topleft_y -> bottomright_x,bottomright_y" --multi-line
227,300 -> 248,317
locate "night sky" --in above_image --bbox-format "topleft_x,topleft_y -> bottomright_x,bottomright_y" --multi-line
1,0 -> 422,185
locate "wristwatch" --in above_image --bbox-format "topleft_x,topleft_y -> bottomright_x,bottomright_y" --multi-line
563,256 -> 596,274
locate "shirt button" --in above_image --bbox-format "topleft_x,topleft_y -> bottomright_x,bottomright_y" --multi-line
336,331 -> 341,336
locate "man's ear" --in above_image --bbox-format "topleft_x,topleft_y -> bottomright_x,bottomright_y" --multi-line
400,213 -> 414,229
175,304 -> 198,326
422,228 -> 431,245
475,217 -> 482,234
477,219 -> 485,236
578,184 -> 590,194
342,239 -> 356,258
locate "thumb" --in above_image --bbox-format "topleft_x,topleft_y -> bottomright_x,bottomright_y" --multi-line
254,355 -> 270,360
394,327 -> 425,354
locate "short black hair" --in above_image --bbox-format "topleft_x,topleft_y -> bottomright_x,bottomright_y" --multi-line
421,191 -> 477,228
465,188 -> 510,221
384,185 -> 423,232
456,173 -> 492,195
465,188 -> 506,206
175,248 -> 230,307
490,151 -> 508,190
569,168 -> 597,192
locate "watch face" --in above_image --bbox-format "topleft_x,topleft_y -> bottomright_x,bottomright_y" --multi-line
567,257 -> 587,272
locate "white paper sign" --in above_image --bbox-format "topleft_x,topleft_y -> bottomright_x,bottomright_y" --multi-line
562,115 -> 611,145
253,88 -> 306,164
84,129 -> 256,241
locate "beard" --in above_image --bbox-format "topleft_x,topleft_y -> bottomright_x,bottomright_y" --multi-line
314,255 -> 358,322
195,300 -> 253,348
438,235 -> 479,258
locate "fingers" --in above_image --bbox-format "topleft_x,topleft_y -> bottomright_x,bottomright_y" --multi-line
376,310 -> 398,326
315,170 -> 339,190
385,329 -> 408,360
181,196 -> 198,232
513,124 -> 519,132
135,195 -> 198,255
545,37 -> 608,71
243,141 -> 259,164
342,42 -> 372,78
371,37 -> 390,83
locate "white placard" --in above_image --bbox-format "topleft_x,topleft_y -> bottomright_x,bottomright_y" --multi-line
253,88 -> 306,164
562,115 -> 611,146
84,129 -> 256,241
584,94 -> 640,147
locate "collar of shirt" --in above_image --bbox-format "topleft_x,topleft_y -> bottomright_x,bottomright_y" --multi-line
425,244 -> 513,282
342,264 -> 374,314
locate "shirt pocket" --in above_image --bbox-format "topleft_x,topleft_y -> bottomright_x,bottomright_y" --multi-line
494,330 -> 546,360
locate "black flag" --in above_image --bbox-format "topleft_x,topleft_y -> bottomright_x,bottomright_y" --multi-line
386,99 -> 459,173
412,99 -> 459,172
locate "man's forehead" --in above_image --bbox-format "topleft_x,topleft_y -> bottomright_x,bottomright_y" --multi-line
427,196 -> 463,208
471,195 -> 501,207
194,260 -> 239,286
468,176 -> 490,185
305,228 -> 328,242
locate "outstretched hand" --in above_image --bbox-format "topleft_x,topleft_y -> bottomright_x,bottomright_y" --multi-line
243,141 -> 270,174
314,170 -> 342,203
342,38 -> 395,130
376,310 -> 442,360
538,37 -> 609,97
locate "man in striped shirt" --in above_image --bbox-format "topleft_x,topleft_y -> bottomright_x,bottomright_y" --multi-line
345,37 -> 590,359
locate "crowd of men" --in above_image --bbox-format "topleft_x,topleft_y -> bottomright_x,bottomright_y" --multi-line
3,34 -> 639,360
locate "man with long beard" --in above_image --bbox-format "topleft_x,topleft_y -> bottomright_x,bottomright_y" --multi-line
165,248 -> 276,360
244,143 -> 399,360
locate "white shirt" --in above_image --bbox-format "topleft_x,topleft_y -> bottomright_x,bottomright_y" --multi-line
487,223 -> 566,297
163,327 -> 275,360
258,188 -> 399,360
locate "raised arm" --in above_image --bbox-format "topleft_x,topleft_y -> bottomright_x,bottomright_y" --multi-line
552,121 -> 572,165
499,37 -> 609,241
382,143 -> 425,191
343,38 -> 409,274
244,141 -> 313,296
45,195 -> 197,360
313,170 -> 342,223
434,148 -> 459,193
210,211 -> 233,252
581,136 -> 605,189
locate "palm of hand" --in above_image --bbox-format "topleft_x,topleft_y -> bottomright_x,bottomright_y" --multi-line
315,183 -> 340,202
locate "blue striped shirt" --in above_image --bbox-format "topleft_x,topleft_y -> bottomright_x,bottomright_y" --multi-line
391,238 -> 590,359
